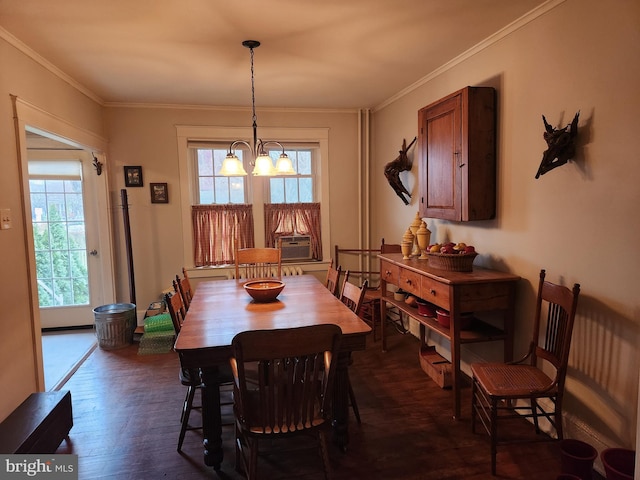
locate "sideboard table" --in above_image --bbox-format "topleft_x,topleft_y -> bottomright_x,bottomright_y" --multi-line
379,253 -> 520,419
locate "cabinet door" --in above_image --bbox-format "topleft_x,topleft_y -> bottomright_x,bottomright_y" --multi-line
418,86 -> 496,221
418,92 -> 462,221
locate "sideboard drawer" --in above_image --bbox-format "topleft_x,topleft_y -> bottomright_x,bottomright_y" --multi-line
380,261 -> 400,286
399,269 -> 421,297
420,276 -> 450,310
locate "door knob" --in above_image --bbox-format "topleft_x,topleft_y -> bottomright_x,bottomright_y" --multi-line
89,250 -> 98,256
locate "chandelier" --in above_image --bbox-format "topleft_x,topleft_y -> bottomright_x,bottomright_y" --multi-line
218,40 -> 297,177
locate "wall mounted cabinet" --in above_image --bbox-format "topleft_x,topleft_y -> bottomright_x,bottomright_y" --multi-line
418,86 -> 496,221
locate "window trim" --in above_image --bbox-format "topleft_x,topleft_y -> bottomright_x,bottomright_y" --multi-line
176,125 -> 331,270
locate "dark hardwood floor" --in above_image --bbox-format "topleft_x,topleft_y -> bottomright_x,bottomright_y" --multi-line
54,326 -> 591,479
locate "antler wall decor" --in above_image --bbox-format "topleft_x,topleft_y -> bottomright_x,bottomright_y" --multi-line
92,153 -> 103,176
535,111 -> 579,179
384,136 -> 417,205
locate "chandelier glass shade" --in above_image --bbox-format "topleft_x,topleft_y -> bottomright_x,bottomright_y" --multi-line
219,40 -> 297,177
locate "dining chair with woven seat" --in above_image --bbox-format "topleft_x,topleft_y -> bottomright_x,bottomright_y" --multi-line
234,247 -> 282,280
339,274 -> 368,424
470,269 -> 581,475
230,324 -> 342,480
165,290 -> 234,453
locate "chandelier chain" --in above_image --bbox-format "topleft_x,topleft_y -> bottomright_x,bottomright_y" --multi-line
250,47 -> 257,136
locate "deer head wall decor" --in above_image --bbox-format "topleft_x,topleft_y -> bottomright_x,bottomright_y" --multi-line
385,137 -> 417,205
535,111 -> 579,179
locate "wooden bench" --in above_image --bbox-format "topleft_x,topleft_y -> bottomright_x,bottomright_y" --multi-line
0,390 -> 73,453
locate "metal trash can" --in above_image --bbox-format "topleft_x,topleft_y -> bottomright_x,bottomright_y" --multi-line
93,303 -> 136,350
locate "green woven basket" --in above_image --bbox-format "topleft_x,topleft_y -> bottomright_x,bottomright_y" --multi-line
144,313 -> 174,333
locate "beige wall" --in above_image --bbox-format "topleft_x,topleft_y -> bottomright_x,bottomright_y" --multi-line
103,106 -> 362,307
0,37 -> 105,419
371,0 -> 640,456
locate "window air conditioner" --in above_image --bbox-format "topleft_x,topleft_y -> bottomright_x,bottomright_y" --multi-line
278,235 -> 312,262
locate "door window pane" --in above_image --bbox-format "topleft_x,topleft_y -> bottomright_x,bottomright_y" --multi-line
29,177 -> 89,307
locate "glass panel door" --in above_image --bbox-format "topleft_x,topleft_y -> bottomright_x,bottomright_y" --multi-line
28,153 -> 105,328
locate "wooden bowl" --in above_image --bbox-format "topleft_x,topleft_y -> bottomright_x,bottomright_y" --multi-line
243,280 -> 285,302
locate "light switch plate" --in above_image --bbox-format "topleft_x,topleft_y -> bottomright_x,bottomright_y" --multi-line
1,209 -> 12,230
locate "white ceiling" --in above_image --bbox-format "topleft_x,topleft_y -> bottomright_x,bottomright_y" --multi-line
0,0 -> 547,109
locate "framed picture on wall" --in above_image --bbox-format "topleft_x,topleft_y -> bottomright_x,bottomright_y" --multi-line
124,166 -> 143,187
150,183 -> 169,204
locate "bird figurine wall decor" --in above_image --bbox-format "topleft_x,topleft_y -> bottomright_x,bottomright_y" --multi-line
385,137 -> 416,205
535,111 -> 579,179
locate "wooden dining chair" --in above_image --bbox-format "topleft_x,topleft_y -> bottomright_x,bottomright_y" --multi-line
234,247 -> 282,280
470,269 -> 581,475
325,259 -> 342,297
340,275 -> 368,316
165,291 -> 234,453
174,268 -> 194,311
360,239 -> 403,341
230,324 -> 342,480
165,291 -> 200,452
339,274 -> 368,424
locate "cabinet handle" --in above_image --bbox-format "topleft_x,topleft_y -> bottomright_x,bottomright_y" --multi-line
405,279 -> 413,286
430,289 -> 436,296
384,270 -> 392,277
455,151 -> 465,168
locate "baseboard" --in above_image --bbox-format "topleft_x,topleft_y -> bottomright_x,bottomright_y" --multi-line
42,325 -> 93,332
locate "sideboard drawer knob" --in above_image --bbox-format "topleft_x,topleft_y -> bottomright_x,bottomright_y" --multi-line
430,289 -> 436,296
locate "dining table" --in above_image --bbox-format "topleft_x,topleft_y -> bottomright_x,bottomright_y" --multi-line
174,274 -> 372,470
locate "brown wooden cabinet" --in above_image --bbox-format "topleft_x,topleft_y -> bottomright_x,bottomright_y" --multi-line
418,86 -> 496,221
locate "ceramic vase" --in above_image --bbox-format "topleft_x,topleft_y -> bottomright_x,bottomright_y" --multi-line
402,227 -> 414,247
401,241 -> 412,259
416,221 -> 431,259
409,212 -> 422,257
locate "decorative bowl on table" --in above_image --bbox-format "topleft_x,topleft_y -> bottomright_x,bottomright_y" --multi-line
243,280 -> 285,303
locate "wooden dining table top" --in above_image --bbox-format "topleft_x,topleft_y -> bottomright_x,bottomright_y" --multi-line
174,274 -> 372,361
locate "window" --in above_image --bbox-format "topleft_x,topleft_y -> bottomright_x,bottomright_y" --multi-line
195,145 -> 246,204
193,145 -> 316,205
268,149 -> 314,203
176,125 -> 331,270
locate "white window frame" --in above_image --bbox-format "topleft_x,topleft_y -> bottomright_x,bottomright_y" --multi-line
176,125 -> 331,271
267,146 -> 317,204
191,142 -> 250,204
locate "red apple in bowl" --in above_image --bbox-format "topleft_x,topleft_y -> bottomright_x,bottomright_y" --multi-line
440,245 -> 456,254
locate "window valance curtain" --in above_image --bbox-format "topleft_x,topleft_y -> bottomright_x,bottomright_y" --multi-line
264,203 -> 322,260
192,204 -> 254,266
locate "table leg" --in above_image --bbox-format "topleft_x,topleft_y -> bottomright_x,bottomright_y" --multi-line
331,350 -> 351,452
381,279 -> 388,352
450,302 -> 462,420
200,367 -> 223,470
